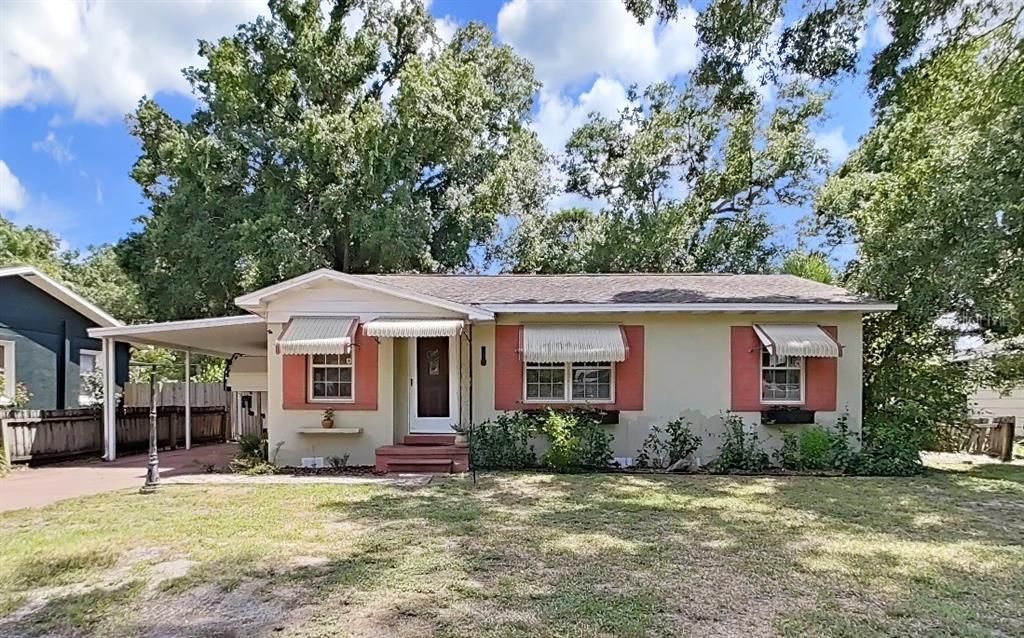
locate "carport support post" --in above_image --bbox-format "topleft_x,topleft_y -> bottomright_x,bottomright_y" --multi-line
184,350 -> 192,450
102,337 -> 117,461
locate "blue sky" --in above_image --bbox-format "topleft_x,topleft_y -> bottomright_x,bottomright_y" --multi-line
0,0 -> 889,258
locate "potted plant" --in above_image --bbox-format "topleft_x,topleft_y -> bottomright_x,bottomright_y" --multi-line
321,407 -> 335,429
452,423 -> 470,447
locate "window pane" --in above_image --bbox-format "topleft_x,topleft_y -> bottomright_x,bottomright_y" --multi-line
0,344 -> 6,373
338,382 -> 352,398
80,354 -> 96,374
313,368 -> 326,383
312,354 -> 326,365
339,367 -> 352,383
570,363 -> 612,400
313,382 -> 326,397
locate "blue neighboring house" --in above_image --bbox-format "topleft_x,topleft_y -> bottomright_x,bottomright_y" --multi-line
0,266 -> 129,410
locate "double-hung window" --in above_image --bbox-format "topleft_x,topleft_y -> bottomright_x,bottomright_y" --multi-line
760,350 -> 803,404
309,353 -> 354,401
524,361 -> 614,402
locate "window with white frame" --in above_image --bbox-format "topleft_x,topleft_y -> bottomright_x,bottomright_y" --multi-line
79,349 -> 102,405
309,352 -> 354,401
761,350 -> 803,403
524,361 -> 614,402
0,341 -> 12,403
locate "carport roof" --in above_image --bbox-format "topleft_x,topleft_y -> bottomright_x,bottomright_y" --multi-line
88,315 -> 266,358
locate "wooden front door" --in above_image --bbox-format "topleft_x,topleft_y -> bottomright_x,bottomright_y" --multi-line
416,337 -> 450,419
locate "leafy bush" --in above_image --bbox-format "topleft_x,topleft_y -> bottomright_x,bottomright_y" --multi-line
774,414 -> 862,473
712,414 -> 769,472
230,434 -> 278,475
538,408 -> 614,472
328,454 -> 350,469
857,413 -> 924,476
635,417 -> 702,469
470,412 -> 537,469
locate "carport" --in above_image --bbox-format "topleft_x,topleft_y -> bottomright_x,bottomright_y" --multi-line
88,315 -> 267,460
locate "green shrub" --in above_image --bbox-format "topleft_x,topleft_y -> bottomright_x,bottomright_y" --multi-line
774,415 -> 861,473
470,412 -> 537,469
857,413 -> 924,476
230,433 -> 277,474
538,408 -> 614,472
635,417 -> 702,469
236,433 -> 266,461
712,414 -> 769,472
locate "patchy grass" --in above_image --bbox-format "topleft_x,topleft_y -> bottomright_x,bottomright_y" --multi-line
1,462 -> 1023,637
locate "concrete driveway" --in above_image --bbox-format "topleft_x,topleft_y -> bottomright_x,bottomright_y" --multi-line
0,443 -> 237,513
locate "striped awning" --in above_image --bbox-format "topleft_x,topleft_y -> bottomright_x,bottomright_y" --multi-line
362,319 -> 464,338
754,324 -> 841,358
522,324 -> 627,363
277,316 -> 358,355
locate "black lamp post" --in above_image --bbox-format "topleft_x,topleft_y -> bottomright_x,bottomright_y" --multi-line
130,362 -> 160,493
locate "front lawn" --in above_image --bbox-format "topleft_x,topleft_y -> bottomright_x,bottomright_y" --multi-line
2,464 -> 1023,637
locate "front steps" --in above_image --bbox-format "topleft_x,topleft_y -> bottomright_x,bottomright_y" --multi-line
375,434 -> 468,474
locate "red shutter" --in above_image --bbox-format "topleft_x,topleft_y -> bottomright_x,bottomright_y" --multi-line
805,326 -> 838,411
615,325 -> 644,410
730,326 -> 763,411
494,325 -> 522,411
281,325 -> 378,410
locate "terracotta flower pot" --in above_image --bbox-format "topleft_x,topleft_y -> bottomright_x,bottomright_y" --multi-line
454,433 -> 469,447
321,419 -> 334,429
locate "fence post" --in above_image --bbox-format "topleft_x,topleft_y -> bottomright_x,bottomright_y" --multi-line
995,417 -> 1015,462
1,412 -> 11,468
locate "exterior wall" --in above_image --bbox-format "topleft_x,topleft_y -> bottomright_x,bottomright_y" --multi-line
970,385 -> 1024,428
266,322 -> 396,467
226,355 -> 267,392
0,277 -> 128,409
470,312 -> 864,464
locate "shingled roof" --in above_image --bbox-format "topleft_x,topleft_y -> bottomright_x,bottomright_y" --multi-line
364,273 -> 882,307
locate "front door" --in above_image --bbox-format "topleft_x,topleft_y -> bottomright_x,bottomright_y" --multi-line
411,336 -> 455,432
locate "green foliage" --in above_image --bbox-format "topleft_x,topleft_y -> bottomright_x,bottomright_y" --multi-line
775,424 -> 857,472
712,414 -> 769,472
327,454 -> 349,469
79,368 -> 104,406
0,374 -> 33,409
122,0 -> 549,319
857,413 -> 925,476
61,245 -> 149,324
0,216 -> 63,276
780,250 -> 834,284
629,0 -> 1022,105
504,81 -> 826,274
230,435 -> 278,475
469,412 -> 537,469
538,409 -> 614,473
635,417 -> 702,469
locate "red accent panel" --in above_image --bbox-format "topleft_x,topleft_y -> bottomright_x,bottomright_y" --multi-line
805,326 -> 838,411
731,325 -> 840,412
282,326 -> 379,410
730,326 -> 763,411
494,325 -> 522,411
493,325 -> 645,412
614,326 -> 644,410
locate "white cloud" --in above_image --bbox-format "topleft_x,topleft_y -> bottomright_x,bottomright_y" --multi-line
95,180 -> 104,206
0,160 -> 28,212
497,0 -> 698,94
815,126 -> 852,165
32,131 -> 74,163
0,0 -> 268,122
533,77 -> 629,153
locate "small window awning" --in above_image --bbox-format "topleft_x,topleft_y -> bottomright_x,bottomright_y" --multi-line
754,324 -> 841,358
362,319 -> 465,338
277,316 -> 358,355
522,324 -> 627,363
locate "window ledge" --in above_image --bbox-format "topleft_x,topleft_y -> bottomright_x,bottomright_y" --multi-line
297,427 -> 362,435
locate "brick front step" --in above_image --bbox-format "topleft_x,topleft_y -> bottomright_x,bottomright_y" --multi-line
403,434 -> 456,446
385,458 -> 454,474
375,443 -> 469,473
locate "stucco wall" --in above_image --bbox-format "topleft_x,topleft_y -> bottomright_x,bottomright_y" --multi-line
469,312 -> 864,464
266,322 -> 396,467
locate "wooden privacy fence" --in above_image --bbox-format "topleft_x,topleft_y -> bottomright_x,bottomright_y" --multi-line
937,416 -> 1017,461
123,382 -> 229,408
1,406 -> 229,464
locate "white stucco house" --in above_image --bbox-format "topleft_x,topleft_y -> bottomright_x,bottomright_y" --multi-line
89,269 -> 895,472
